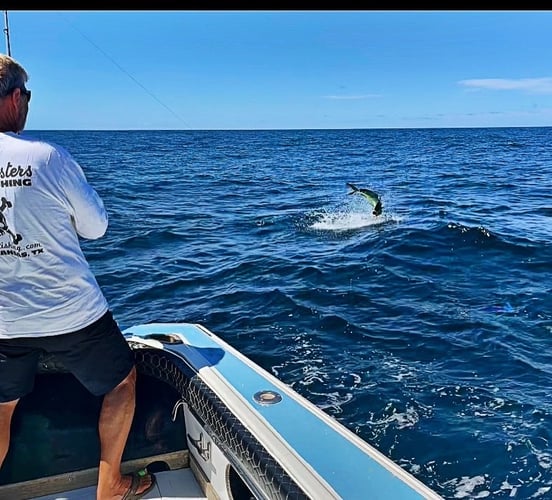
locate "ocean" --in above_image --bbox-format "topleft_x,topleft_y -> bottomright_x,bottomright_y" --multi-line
28,127 -> 552,499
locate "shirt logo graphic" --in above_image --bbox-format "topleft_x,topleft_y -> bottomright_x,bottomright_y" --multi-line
0,197 -> 22,245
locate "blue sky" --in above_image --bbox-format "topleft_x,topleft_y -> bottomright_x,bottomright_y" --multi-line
5,10 -> 552,130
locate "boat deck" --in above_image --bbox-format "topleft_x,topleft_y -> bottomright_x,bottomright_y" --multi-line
0,450 -> 207,500
34,468 -> 205,500
0,327 -> 443,499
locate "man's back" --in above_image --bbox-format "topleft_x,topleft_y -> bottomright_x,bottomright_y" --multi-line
0,132 -> 109,338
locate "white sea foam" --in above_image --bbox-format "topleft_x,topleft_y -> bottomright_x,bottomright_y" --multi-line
305,193 -> 400,232
444,474 -> 489,498
310,210 -> 389,231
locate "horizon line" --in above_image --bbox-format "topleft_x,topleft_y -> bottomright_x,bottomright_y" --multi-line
24,125 -> 552,132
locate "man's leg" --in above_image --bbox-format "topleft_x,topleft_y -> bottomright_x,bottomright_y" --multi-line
0,400 -> 18,468
95,366 -> 152,499
53,311 -> 153,499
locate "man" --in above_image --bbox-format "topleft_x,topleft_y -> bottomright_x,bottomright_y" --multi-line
0,55 -> 155,499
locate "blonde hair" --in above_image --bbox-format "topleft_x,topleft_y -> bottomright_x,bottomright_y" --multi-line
0,54 -> 28,98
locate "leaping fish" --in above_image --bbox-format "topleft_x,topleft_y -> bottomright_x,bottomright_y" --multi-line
346,183 -> 383,216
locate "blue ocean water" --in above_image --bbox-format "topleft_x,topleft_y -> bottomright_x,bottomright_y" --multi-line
29,127 -> 552,498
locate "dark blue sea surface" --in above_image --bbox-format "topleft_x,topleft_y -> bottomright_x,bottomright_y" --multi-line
29,127 -> 552,499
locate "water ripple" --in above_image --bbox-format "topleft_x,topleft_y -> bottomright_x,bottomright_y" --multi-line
25,127 -> 552,499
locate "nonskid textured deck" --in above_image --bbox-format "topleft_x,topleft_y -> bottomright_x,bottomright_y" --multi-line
32,468 -> 206,500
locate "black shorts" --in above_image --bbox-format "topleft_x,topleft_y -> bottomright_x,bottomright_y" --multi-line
0,310 -> 135,402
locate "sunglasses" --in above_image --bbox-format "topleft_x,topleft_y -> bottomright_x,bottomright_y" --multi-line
19,86 -> 31,102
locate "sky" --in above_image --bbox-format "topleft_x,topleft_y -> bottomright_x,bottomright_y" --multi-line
4,10 -> 552,131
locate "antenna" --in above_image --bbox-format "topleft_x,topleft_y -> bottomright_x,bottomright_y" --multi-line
3,11 -> 11,56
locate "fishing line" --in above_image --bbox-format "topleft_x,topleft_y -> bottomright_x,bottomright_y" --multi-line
58,12 -> 192,129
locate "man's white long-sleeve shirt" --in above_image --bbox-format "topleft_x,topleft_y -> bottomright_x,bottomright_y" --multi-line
0,132 -> 109,338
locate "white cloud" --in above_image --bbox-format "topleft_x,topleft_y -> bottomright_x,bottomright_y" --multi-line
458,77 -> 552,94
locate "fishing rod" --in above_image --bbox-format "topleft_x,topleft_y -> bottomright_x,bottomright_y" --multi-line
3,10 -> 11,56
2,11 -> 190,128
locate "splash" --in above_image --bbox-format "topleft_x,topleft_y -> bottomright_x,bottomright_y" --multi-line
305,204 -> 393,232
311,211 -> 386,231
